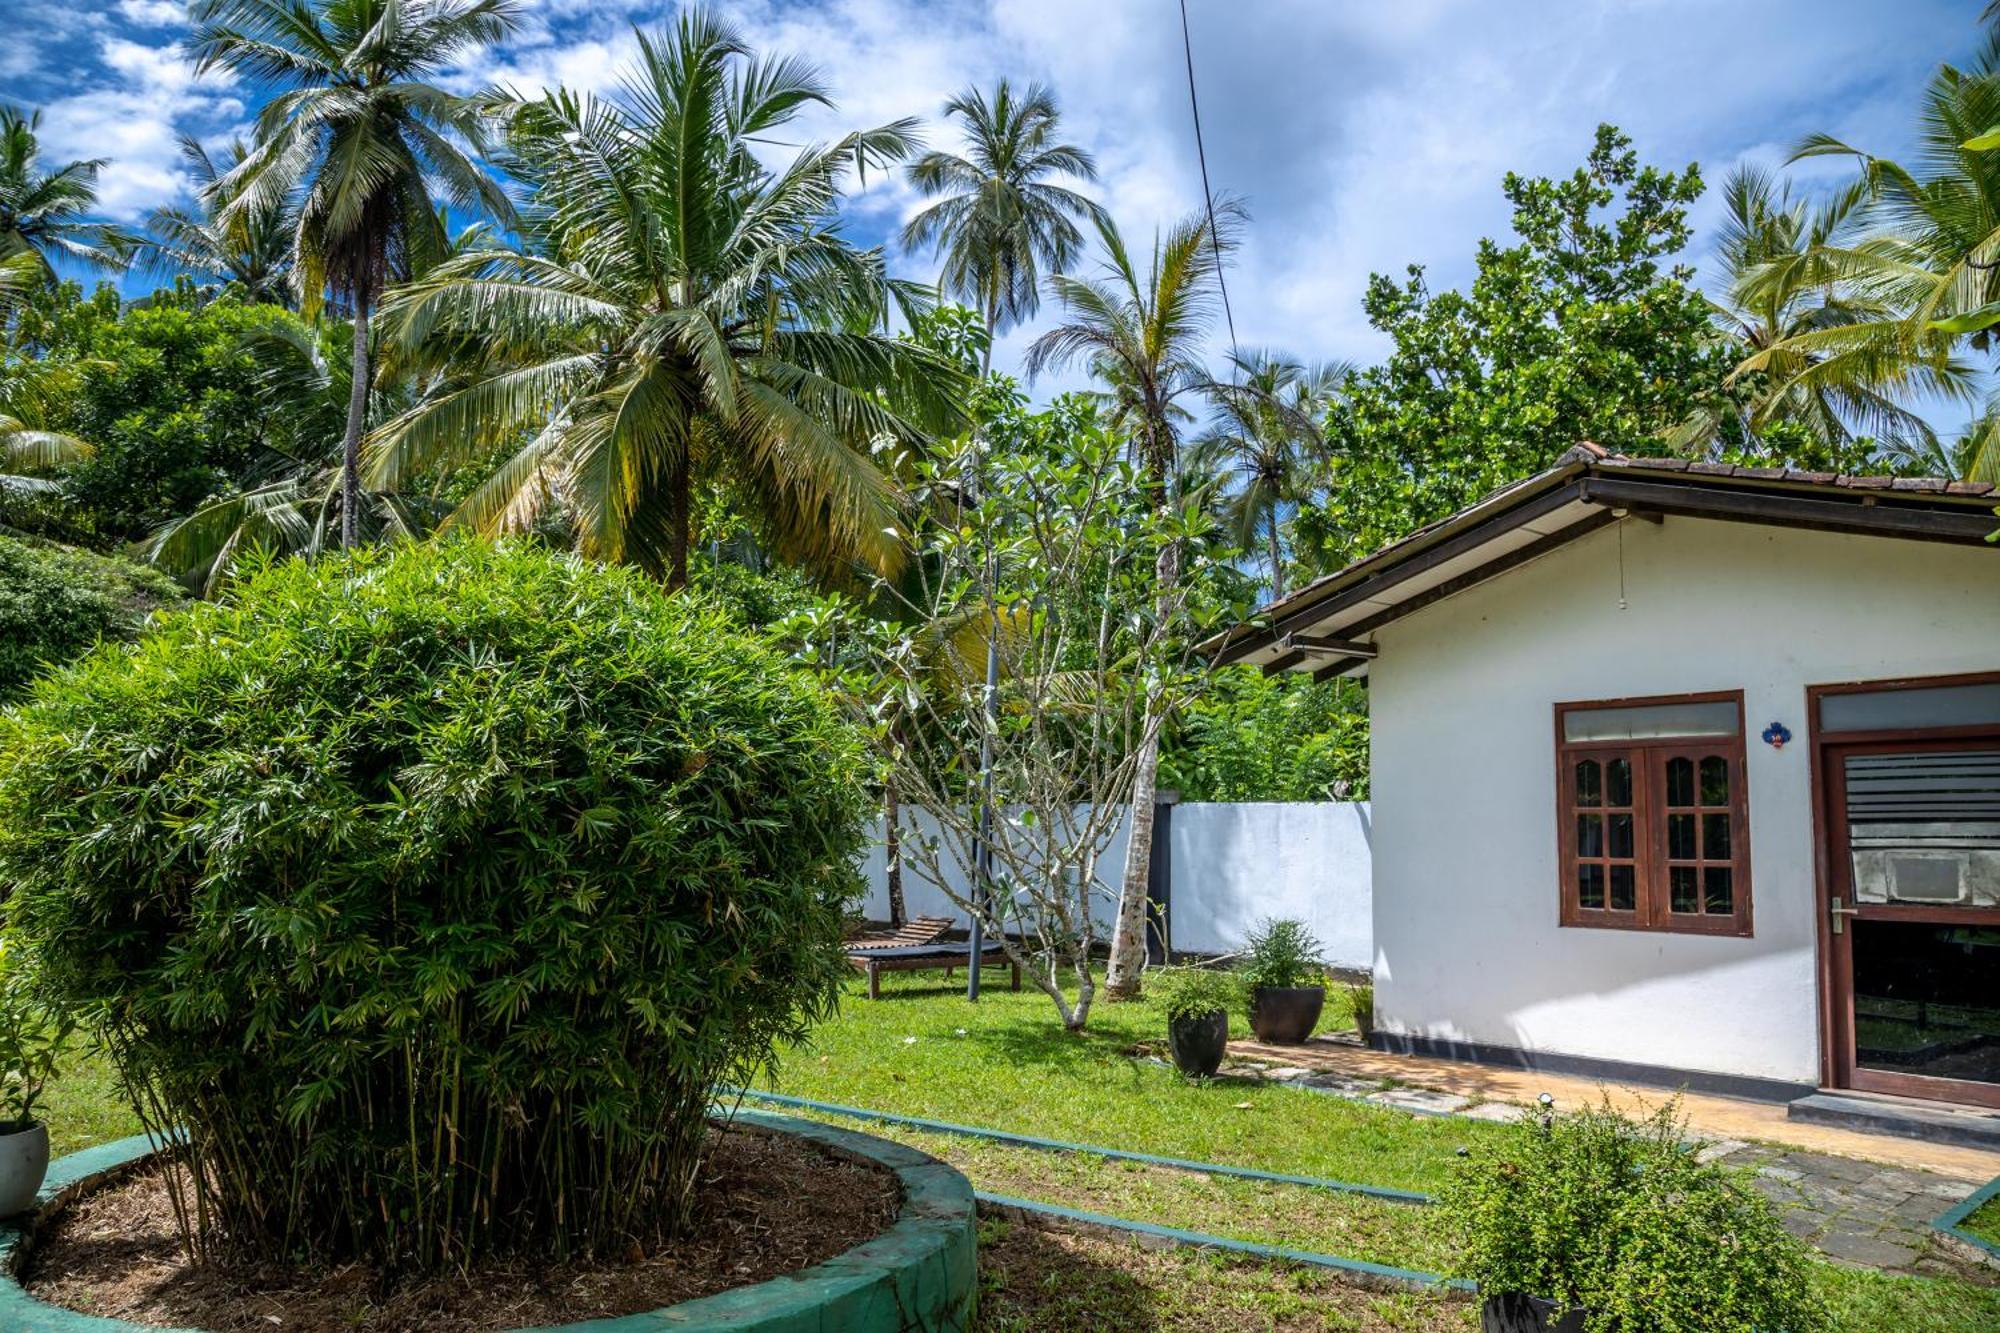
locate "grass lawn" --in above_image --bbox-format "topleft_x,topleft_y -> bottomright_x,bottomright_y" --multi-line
1962,1196 -> 2000,1247
762,966 -> 1499,1195
33,974 -> 2000,1331
765,969 -> 2000,1333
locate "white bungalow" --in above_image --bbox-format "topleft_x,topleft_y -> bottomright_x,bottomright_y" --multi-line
1211,443 -> 2000,1140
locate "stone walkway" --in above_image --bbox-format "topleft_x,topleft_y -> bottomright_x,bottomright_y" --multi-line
1217,1043 -> 1999,1280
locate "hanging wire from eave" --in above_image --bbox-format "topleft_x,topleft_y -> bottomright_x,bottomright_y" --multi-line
1179,0 -> 1240,371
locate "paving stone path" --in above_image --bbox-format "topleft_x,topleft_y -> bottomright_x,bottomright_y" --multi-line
1221,1061 -> 1996,1280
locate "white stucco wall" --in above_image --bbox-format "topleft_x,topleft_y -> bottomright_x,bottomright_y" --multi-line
854,801 -> 1375,968
1168,802 -> 1372,968
1369,516 -> 2000,1085
855,806 -> 1132,933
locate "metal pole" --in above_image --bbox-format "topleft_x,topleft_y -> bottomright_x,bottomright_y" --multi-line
968,629 -> 998,1000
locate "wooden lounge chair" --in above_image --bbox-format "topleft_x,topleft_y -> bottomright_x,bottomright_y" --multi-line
846,916 -> 953,952
847,941 -> 1021,1000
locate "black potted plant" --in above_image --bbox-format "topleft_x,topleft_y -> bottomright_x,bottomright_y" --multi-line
1151,967 -> 1241,1079
1439,1097 -> 1828,1333
1241,918 -> 1326,1044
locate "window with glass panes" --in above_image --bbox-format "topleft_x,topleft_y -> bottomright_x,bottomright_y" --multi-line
1556,694 -> 1752,935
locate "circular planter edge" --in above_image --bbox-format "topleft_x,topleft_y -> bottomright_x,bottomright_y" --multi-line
0,1110 -> 978,1333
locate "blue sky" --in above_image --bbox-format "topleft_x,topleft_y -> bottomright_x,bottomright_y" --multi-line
5,1 -> 1988,418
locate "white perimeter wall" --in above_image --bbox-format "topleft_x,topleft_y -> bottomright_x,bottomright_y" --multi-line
1369,515 -> 2000,1085
1168,802 -> 1372,968
854,801 -> 1374,969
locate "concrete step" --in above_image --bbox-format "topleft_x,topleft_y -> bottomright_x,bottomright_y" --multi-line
1787,1090 -> 2000,1151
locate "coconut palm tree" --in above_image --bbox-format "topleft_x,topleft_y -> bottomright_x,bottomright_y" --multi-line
0,105 -> 135,278
1192,352 -> 1347,600
1027,202 -> 1240,1000
364,12 -> 969,589
188,0 -> 520,550
146,318 -> 438,594
137,136 -> 294,307
902,80 -> 1103,372
1685,165 -> 1974,457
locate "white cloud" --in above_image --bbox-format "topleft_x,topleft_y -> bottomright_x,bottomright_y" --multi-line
37,37 -> 239,222
116,0 -> 187,26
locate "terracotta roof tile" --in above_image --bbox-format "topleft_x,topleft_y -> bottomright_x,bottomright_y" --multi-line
1842,475 -> 1894,490
1945,480 -> 1996,496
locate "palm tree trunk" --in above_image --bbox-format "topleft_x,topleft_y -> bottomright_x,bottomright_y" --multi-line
667,456 -> 691,590
1105,535 -> 1178,1000
1267,517 -> 1285,602
340,289 -> 371,550
883,769 -> 905,928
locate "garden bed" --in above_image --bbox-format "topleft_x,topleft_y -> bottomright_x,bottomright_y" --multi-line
7,1113 -> 977,1332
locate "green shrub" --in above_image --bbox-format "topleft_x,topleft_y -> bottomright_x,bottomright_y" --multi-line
0,535 -> 181,702
1240,917 -> 1325,991
1437,1098 -> 1825,1332
0,538 -> 869,1269
1149,967 -> 1243,1024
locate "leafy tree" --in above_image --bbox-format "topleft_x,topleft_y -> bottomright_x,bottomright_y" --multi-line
0,105 -> 134,278
0,534 -> 180,700
5,281 -> 312,548
1,538 -> 868,1268
366,11 -> 968,587
1190,352 -> 1347,600
136,136 -> 294,308
1028,203 -> 1240,1000
188,0 -> 519,548
1158,668 -> 1368,803
1303,126 -> 1726,568
903,80 -> 1103,370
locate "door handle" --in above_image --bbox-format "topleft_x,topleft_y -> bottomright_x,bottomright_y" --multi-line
1829,896 -> 1859,934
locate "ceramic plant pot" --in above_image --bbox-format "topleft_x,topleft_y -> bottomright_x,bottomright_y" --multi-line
0,1122 -> 50,1217
1167,1008 -> 1229,1078
1248,985 -> 1325,1044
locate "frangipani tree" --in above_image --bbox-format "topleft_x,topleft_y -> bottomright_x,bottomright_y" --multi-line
815,392 -> 1231,1031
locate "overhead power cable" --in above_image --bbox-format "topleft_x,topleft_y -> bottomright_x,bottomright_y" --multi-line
1179,0 -> 1240,369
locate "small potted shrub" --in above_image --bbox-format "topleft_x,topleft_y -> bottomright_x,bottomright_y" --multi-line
1347,981 -> 1374,1043
1241,918 -> 1326,1044
1439,1097 -> 1826,1333
1151,968 -> 1241,1079
0,939 -> 71,1216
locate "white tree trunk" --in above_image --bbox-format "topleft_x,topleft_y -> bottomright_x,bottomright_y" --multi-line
1104,537 -> 1179,999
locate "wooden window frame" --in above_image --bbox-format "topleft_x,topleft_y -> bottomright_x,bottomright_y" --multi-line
1555,691 -> 1754,937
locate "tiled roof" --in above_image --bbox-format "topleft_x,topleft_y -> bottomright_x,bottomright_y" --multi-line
1568,440 -> 1995,497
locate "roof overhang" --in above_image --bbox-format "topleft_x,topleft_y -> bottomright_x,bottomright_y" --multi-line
1208,452 -> 2000,681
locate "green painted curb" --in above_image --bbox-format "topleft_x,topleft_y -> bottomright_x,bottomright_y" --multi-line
0,1114 -> 977,1333
1932,1170 -> 2000,1263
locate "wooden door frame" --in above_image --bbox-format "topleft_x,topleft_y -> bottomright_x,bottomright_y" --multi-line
1807,670 -> 2000,1107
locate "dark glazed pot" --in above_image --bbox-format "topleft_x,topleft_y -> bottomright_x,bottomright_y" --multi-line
1248,985 -> 1325,1044
1167,1008 -> 1229,1078
1479,1293 -> 1588,1333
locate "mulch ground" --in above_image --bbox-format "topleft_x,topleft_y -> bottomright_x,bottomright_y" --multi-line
25,1124 -> 901,1331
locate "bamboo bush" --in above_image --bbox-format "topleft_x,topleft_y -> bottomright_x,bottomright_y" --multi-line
0,538 -> 867,1271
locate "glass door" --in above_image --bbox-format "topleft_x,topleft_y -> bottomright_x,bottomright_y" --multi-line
1825,739 -> 2000,1108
